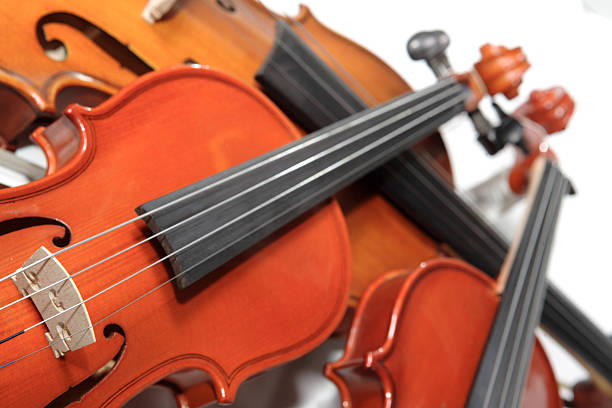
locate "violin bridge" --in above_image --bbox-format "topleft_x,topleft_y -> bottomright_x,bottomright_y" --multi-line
11,246 -> 96,358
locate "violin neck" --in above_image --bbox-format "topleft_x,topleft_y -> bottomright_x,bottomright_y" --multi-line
256,20 -> 369,131
136,78 -> 465,289
466,159 -> 570,407
258,19 -> 612,388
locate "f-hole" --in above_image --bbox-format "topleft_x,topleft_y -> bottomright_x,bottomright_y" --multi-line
46,324 -> 127,408
36,12 -> 154,75
0,217 -> 72,247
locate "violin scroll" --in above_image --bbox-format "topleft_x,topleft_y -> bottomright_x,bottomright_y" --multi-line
408,31 -> 529,110
474,44 -> 530,99
507,87 -> 575,194
515,87 -> 575,134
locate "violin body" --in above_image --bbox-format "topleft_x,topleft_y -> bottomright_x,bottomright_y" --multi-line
0,66 -> 350,406
326,258 -> 562,407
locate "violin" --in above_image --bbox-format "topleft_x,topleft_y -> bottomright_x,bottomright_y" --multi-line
326,157 -> 572,407
0,54 -> 483,405
0,0 -> 429,148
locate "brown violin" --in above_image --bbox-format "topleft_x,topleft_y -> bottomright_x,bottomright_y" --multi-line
326,157 -> 572,407
1,0 -> 429,149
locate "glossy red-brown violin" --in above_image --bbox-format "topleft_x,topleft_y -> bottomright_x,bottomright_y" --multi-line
326,157 -> 572,407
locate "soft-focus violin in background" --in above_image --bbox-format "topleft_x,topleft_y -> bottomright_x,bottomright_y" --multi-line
327,157 -> 572,407
0,0 -> 530,319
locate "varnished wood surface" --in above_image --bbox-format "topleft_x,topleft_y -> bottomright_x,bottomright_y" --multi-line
326,259 -> 563,407
0,66 -> 350,406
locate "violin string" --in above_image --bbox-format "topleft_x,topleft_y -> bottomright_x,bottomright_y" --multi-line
281,7 -> 457,181
278,7 -> 457,186
0,89 -> 464,346
498,180 -> 558,406
286,8 -> 461,194
502,176 -> 566,406
0,83 -> 458,313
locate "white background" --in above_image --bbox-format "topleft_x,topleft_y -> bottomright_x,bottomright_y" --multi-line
259,0 -> 612,392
